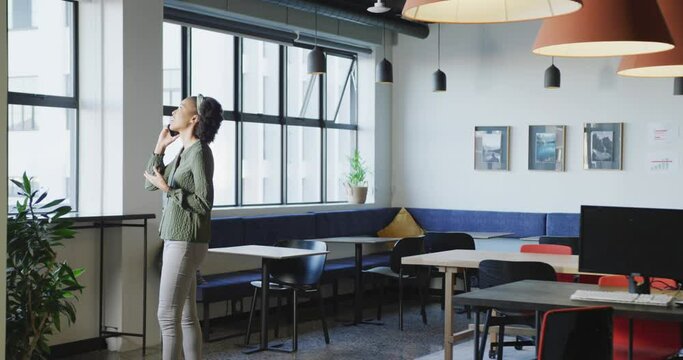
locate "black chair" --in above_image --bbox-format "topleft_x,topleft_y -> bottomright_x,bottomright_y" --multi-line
475,260 -> 557,360
538,306 -> 613,360
244,239 -> 330,352
364,237 -> 428,330
539,236 -> 579,255
424,232 -> 477,311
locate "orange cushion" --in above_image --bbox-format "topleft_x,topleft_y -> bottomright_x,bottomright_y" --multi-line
377,208 -> 424,238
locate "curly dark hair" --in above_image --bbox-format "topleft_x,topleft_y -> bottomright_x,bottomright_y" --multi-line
192,96 -> 223,144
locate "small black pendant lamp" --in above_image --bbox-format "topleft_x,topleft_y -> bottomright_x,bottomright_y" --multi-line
545,57 -> 561,89
307,6 -> 326,75
433,24 -> 447,92
675,77 -> 683,95
376,19 -> 393,84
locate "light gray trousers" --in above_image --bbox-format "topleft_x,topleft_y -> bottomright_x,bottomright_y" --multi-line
158,240 -> 208,360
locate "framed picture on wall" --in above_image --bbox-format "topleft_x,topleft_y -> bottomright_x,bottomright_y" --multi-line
583,122 -> 623,170
474,126 -> 510,170
528,125 -> 566,171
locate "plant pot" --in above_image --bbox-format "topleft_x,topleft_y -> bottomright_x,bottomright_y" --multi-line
347,186 -> 368,204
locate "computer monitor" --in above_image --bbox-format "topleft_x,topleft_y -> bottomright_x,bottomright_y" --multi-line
579,205 -> 683,291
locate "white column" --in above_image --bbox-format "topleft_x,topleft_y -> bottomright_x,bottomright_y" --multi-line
1,0 -> 9,356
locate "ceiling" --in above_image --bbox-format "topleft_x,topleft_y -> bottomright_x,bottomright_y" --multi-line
315,0 -> 408,20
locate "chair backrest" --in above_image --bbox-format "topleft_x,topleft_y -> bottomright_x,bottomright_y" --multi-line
390,237 -> 425,275
520,244 -> 573,255
269,239 -> 328,287
538,306 -> 613,360
424,232 -> 475,253
598,275 -> 678,291
539,236 -> 579,255
478,260 -> 557,289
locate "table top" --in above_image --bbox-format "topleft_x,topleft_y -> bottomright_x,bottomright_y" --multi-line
466,232 -> 515,239
209,245 -> 328,259
402,249 -> 579,273
520,236 -> 541,241
433,231 -> 514,239
314,236 -> 401,244
453,280 -> 683,322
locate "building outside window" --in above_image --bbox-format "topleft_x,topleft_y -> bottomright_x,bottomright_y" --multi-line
162,21 -> 359,207
7,0 -> 78,211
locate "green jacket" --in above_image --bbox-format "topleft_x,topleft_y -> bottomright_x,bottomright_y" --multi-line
145,140 -> 214,243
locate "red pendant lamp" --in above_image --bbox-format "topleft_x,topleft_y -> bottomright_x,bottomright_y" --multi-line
618,0 -> 683,78
533,0 -> 674,57
402,0 -> 582,24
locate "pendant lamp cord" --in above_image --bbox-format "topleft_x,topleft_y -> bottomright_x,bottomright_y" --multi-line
315,5 -> 318,46
383,19 -> 386,58
437,24 -> 441,70
552,56 -> 554,66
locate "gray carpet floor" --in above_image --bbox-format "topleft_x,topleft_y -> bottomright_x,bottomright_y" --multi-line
58,299 -> 481,360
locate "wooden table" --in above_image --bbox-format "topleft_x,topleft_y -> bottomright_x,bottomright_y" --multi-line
401,250 -> 580,360
209,245 -> 328,354
455,280 -> 683,360
316,236 -> 401,325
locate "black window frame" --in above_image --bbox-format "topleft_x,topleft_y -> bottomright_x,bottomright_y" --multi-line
162,18 -> 359,208
7,0 -> 79,212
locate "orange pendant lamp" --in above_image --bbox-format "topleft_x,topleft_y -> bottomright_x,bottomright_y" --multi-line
618,0 -> 683,77
402,0 -> 582,24
533,0 -> 674,57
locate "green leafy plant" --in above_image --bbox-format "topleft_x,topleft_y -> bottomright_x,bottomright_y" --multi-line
6,173 -> 84,360
346,149 -> 369,187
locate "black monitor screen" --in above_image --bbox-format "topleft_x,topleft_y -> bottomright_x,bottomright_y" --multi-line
579,205 -> 683,281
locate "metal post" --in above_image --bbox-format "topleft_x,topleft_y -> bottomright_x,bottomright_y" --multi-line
142,218 -> 148,354
99,220 -> 104,337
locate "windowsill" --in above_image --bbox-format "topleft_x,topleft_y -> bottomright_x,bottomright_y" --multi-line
211,201 -> 379,218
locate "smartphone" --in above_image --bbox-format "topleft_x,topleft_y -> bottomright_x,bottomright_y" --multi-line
167,123 -> 179,137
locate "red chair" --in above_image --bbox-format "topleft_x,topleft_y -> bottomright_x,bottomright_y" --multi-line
538,306 -> 613,360
599,275 -> 682,360
520,244 -> 574,282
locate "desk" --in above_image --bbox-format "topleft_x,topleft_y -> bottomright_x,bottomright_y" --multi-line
68,213 -> 155,355
209,245 -> 328,354
316,236 -> 400,325
402,250 -> 579,360
454,280 -> 683,360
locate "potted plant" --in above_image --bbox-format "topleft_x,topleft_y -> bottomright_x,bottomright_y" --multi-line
346,149 -> 370,204
6,173 -> 84,360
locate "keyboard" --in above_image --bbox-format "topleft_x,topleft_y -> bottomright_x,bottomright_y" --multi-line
570,290 -> 673,307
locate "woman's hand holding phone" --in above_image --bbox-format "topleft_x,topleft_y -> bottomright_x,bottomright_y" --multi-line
155,126 -> 179,155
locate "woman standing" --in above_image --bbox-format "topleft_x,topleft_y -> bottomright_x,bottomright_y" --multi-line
144,94 -> 222,360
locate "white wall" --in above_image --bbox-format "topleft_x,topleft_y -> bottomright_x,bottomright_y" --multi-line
1,0 -> 8,356
50,0 -> 164,349
392,22 -> 683,213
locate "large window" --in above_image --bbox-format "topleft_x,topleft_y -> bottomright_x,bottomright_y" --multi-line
163,21 -> 358,207
7,0 -> 78,211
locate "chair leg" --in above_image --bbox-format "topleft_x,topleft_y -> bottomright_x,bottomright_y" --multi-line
292,289 -> 298,352
202,301 -> 210,341
274,293 -> 282,338
399,267 -> 404,331
440,276 -> 446,310
332,280 -> 339,316
497,323 -> 505,359
376,277 -> 384,320
245,287 -> 258,345
316,288 -> 330,344
463,270 -> 472,320
418,273 -> 427,325
479,309 -> 492,360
